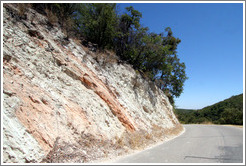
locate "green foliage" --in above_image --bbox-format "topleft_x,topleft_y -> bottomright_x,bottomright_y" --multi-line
174,94 -> 243,125
115,6 -> 143,60
31,3 -> 187,101
114,6 -> 187,100
52,4 -> 77,37
76,3 -> 118,49
33,3 -> 77,38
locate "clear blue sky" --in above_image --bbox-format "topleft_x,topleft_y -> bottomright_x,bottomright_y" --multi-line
118,3 -> 244,109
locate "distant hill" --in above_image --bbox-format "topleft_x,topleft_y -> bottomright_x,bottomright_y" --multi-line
175,93 -> 243,125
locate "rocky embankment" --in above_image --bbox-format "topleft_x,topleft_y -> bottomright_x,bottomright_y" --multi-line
3,4 -> 183,163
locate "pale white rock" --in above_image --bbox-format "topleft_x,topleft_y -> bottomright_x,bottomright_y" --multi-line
3,3 -> 183,163
3,107 -> 45,163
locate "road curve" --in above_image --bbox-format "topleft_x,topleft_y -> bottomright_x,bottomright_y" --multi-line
114,124 -> 244,163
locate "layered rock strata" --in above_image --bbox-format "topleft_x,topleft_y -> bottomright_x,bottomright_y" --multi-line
2,4 -> 183,163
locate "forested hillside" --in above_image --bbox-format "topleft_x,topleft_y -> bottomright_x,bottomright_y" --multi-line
175,94 -> 243,125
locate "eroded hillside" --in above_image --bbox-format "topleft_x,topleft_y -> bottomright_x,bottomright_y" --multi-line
2,4 -> 183,163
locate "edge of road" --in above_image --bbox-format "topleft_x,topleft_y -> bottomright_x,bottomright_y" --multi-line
101,125 -> 187,163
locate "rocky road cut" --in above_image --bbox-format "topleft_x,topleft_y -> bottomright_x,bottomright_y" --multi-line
114,125 -> 244,163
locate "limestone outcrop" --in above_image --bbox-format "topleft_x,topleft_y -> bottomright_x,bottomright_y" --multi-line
2,4 -> 183,163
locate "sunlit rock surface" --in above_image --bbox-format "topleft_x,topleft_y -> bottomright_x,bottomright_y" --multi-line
3,3 -> 183,163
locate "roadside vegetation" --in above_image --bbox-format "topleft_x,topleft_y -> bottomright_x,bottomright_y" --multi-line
41,124 -> 183,163
4,3 -> 186,163
174,94 -> 243,125
23,3 -> 188,104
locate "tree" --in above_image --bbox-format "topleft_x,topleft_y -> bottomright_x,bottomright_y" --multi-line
31,3 -> 187,101
220,108 -> 243,125
115,6 -> 187,102
136,28 -> 187,101
32,3 -> 77,38
76,3 -> 118,49
115,6 -> 143,61
54,4 -> 187,102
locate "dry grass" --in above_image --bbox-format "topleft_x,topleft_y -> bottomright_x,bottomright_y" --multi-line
128,130 -> 147,150
41,137 -> 87,163
45,8 -> 58,25
41,124 -> 184,163
200,121 -> 214,125
42,132 -> 127,163
16,3 -> 31,19
131,77 -> 142,89
4,3 -> 30,20
163,124 -> 184,137
114,124 -> 184,151
222,124 -> 243,128
17,4 -> 26,17
62,17 -> 75,38
115,136 -> 125,148
93,50 -> 119,66
151,124 -> 166,139
73,38 -> 83,46
114,130 -> 147,150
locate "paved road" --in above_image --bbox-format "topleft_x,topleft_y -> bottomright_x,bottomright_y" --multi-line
114,125 -> 244,163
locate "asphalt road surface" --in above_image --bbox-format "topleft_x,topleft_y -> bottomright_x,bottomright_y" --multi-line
114,124 -> 244,163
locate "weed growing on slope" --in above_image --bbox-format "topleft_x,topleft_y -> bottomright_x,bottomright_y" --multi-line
45,8 -> 58,26
42,124 -> 184,163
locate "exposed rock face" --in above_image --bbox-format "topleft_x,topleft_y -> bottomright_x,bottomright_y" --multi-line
2,4 -> 183,163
